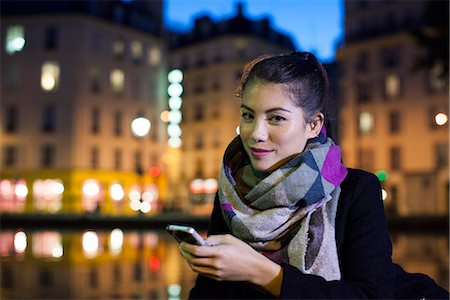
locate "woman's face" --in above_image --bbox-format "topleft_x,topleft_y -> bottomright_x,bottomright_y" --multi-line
239,82 -> 318,173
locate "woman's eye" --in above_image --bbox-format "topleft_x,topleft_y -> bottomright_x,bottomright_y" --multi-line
268,115 -> 286,123
241,112 -> 253,120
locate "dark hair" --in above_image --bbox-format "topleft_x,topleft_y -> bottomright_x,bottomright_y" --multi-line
235,52 -> 333,137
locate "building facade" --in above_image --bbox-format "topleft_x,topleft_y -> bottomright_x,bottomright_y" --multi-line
1,0 -> 168,215
336,0 -> 449,216
165,3 -> 295,212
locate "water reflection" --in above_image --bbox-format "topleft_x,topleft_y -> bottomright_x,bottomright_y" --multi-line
1,229 -> 198,299
1,229 -> 448,299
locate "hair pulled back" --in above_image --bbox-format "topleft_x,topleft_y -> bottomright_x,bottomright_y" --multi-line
235,52 -> 332,134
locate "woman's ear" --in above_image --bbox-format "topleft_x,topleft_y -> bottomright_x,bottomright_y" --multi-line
307,113 -> 324,138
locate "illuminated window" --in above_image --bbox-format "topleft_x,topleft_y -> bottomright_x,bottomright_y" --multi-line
0,179 -> 27,212
82,180 -> 102,213
131,40 -> 143,64
428,64 -> 447,93
41,62 -> 60,92
32,232 -> 63,258
5,25 -> 25,55
148,47 -> 161,66
33,179 -> 64,212
110,69 -> 124,96
384,74 -> 401,99
358,112 -> 374,135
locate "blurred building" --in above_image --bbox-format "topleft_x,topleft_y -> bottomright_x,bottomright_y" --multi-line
165,3 -> 295,212
336,0 -> 449,216
0,0 -> 167,215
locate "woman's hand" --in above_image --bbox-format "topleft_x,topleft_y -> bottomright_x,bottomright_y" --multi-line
179,234 -> 283,296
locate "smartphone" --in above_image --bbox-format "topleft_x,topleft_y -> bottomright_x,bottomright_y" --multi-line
166,224 -> 208,246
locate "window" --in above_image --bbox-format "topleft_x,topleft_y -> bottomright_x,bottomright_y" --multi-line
114,111 -> 122,136
356,80 -> 371,103
91,107 -> 100,134
390,147 -> 401,170
380,46 -> 400,68
195,132 -> 204,149
41,62 -> 60,92
194,103 -> 204,120
147,47 -> 161,66
383,74 -> 401,99
134,150 -> 142,174
89,67 -> 101,93
5,63 -> 21,89
427,63 -> 447,93
358,148 -> 374,171
110,69 -> 124,96
44,26 -> 59,50
42,104 -> 56,133
3,146 -> 17,167
131,40 -> 143,64
195,159 -> 204,178
91,147 -> 99,169
355,51 -> 369,72
435,143 -> 448,169
38,269 -> 53,287
114,149 -> 122,170
41,144 -> 55,168
358,112 -> 374,135
4,105 -> 18,133
388,111 -> 400,134
134,262 -> 142,282
89,268 -> 98,288
5,25 -> 25,55
113,39 -> 125,60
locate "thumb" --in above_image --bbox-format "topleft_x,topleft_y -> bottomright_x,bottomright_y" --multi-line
205,234 -> 231,246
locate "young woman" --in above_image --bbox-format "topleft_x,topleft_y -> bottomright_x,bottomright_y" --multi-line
178,52 -> 448,299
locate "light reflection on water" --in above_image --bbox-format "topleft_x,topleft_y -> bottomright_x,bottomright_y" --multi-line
0,229 -> 448,299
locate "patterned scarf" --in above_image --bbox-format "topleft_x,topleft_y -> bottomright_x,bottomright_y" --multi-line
218,129 -> 347,281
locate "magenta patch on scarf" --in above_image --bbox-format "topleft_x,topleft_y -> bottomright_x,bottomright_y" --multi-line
221,203 -> 233,211
321,146 -> 347,186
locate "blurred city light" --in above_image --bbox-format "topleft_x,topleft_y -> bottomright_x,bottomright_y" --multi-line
82,230 -> 99,258
109,228 -> 124,256
168,69 -> 183,83
14,231 -> 27,254
109,182 -> 125,201
131,116 -> 151,138
435,112 -> 448,126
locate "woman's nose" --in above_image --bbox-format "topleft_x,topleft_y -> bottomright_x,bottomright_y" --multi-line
250,119 -> 268,142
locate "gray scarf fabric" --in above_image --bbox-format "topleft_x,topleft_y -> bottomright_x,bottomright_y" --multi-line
218,133 -> 347,281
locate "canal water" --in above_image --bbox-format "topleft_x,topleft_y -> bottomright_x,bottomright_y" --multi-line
1,229 -> 448,299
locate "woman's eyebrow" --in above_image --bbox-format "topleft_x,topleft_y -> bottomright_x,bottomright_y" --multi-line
240,104 -> 292,114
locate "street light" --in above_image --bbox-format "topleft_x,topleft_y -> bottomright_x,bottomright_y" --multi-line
130,115 -> 151,214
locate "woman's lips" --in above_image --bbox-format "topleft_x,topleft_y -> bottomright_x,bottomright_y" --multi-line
250,147 -> 273,159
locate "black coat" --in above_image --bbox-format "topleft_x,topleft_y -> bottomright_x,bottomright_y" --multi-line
189,168 -> 448,299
